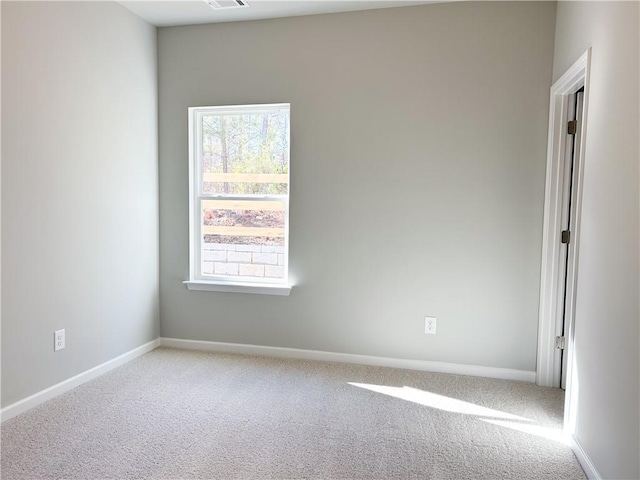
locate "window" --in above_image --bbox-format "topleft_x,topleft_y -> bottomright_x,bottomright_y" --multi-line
184,104 -> 291,295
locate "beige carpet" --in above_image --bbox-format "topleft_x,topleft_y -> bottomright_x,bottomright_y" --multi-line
1,347 -> 585,479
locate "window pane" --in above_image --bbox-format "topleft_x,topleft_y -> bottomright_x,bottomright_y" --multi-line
201,110 -> 289,195
201,200 -> 286,280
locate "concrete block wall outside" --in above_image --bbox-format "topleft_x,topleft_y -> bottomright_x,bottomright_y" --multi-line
202,244 -> 285,278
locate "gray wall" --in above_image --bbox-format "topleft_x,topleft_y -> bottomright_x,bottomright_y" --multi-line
1,1 -> 159,407
552,2 -> 639,478
158,2 -> 556,372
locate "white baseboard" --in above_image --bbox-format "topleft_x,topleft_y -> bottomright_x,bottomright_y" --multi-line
160,337 -> 536,383
1,338 -> 161,422
1,337 -> 536,423
570,435 -> 602,480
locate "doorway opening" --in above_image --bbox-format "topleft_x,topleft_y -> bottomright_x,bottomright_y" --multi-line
559,87 -> 584,389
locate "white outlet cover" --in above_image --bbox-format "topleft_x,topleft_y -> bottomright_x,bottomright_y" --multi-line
424,317 -> 437,334
54,329 -> 65,351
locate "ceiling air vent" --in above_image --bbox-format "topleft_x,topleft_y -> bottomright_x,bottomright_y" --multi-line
205,0 -> 249,9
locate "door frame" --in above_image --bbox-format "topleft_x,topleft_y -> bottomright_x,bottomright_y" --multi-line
536,49 -> 591,432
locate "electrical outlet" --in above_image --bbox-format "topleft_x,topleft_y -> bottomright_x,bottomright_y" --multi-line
424,317 -> 437,335
54,329 -> 65,351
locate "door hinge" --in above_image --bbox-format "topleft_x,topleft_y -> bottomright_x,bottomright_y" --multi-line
561,230 -> 571,244
555,336 -> 566,350
567,120 -> 578,135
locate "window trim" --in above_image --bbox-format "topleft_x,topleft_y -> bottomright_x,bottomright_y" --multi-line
183,280 -> 292,296
184,103 -> 292,296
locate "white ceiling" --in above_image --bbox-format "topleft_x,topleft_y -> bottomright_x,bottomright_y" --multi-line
119,0 -> 437,27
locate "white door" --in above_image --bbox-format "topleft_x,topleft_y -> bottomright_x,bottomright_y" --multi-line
559,88 -> 584,390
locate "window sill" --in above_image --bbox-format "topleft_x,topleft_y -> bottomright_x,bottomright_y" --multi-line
183,280 -> 292,296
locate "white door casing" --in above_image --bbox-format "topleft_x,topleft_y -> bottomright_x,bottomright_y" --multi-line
536,49 -> 591,435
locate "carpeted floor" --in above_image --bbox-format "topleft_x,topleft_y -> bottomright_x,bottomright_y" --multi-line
1,347 -> 586,479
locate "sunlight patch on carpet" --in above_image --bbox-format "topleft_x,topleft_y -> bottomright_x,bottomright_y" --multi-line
349,382 -> 570,445
481,419 -> 569,445
348,383 -> 532,422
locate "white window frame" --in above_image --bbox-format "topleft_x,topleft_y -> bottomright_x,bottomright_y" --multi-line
183,103 -> 292,296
